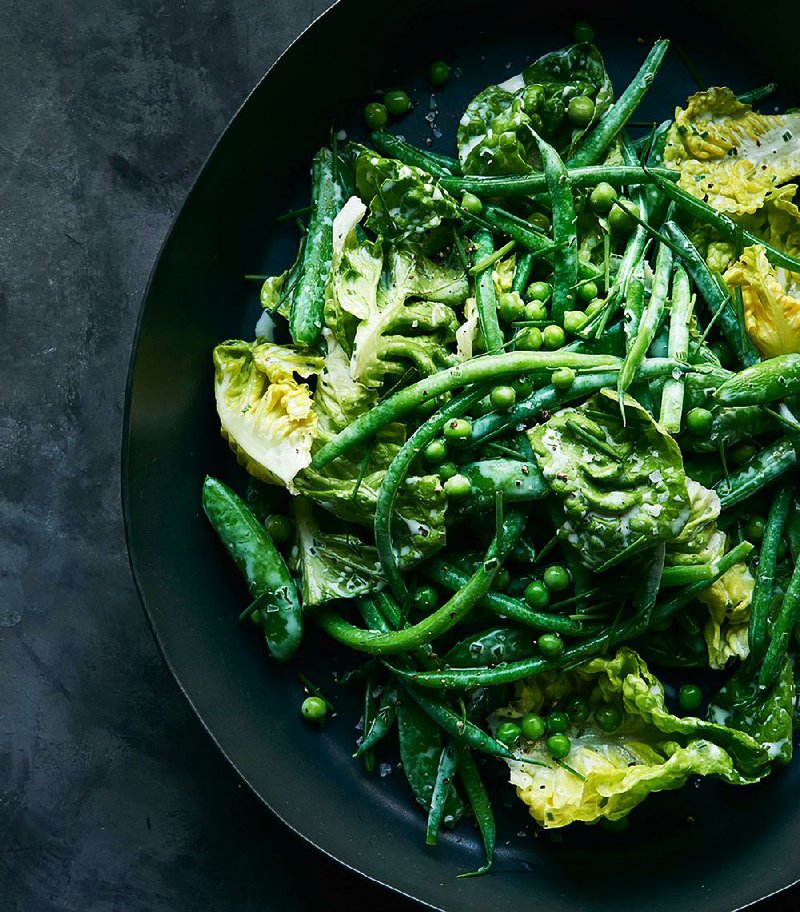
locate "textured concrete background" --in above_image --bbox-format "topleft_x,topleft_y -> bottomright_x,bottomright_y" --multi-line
0,1 -> 797,910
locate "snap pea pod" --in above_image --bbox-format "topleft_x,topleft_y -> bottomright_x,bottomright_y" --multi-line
747,485 -> 793,665
649,168 -> 800,275
355,684 -> 398,758
622,278 -> 646,357
397,697 -> 464,825
426,740 -> 465,845
568,39 -> 670,167
512,251 -> 536,296
715,354 -> 800,407
312,511 -> 526,653
618,243 -> 672,401
684,406 -> 778,454
290,148 -> 337,347
310,351 -> 621,469
390,542 -> 753,688
659,265 -> 693,433
787,499 -> 800,563
361,674 -> 378,773
759,562 -> 800,692
440,165 -> 678,198
565,321 -> 625,356
459,459 -> 548,514
532,132 -> 577,324
715,438 -> 798,510
442,626 -> 538,668
663,220 -> 759,368
473,229 -> 504,352
456,750 -> 495,877
201,477 -> 303,662
369,130 -> 456,176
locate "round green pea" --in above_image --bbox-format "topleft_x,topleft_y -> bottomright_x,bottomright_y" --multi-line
498,291 -> 525,322
551,367 -> 576,391
568,95 -> 595,127
589,181 -> 618,215
443,473 -> 471,499
301,696 -> 328,722
577,280 -> 598,303
527,281 -> 552,303
538,633 -> 564,658
546,733 -> 571,759
384,89 -> 411,116
493,567 -> 511,591
437,461 -> 458,482
542,324 -> 566,350
490,385 -> 516,411
413,584 -> 438,613
744,515 -> 767,543
595,705 -> 622,732
584,298 -> 605,319
529,212 -> 551,233
423,439 -> 448,464
686,407 -> 714,436
496,721 -> 522,747
461,191 -> 483,214
516,327 -> 543,351
524,580 -> 551,610
564,310 -> 588,335
546,711 -> 570,734
609,199 -> 639,235
443,418 -> 472,441
543,564 -> 570,592
429,60 -> 451,87
524,300 -> 548,321
573,20 -> 595,42
567,697 -> 591,723
678,684 -> 703,712
363,102 -> 388,130
520,712 -> 546,740
265,514 -> 294,544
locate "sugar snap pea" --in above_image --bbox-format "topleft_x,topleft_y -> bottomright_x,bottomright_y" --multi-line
715,438 -> 798,510
426,740 -> 465,845
715,354 -> 800,407
659,265 -> 693,432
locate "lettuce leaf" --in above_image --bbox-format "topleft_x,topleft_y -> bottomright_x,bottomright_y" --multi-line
528,391 -> 690,569
664,87 -> 800,215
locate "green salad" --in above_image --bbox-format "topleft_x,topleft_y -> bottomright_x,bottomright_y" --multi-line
202,23 -> 800,873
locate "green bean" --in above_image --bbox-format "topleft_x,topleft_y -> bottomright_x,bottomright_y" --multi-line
662,221 -> 759,368
424,560 -> 603,636
649,169 -> 800,275
312,511 -> 525,653
390,542 -> 753,688
473,229 -> 504,352
355,684 -> 398,758
440,166 -> 678,198
369,591 -> 439,671
748,485 -> 793,664
375,387 -> 486,601
426,740 -> 465,845
310,351 -> 621,468
568,39 -> 670,167
456,750 -> 496,877
481,206 -> 554,257
736,83 -> 778,105
618,243 -> 672,401
759,563 -> 800,691
659,265 -> 693,432
659,564 -> 714,587
369,130 -> 456,176
715,354 -> 800,407
715,438 -> 798,510
532,132 -> 578,324
512,251 -> 536,296
202,477 -> 303,662
787,499 -> 800,563
290,148 -> 337,347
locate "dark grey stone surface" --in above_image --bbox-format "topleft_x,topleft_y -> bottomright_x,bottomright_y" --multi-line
0,2 -> 797,910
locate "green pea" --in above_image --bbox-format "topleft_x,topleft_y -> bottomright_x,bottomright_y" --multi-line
528,212 -> 551,233
577,280 -> 598,303
301,696 -> 327,722
516,327 -> 543,351
490,385 -> 517,411
520,712 -> 546,740
542,324 -> 566,351
744,515 -> 767,543
678,684 -> 702,712
567,697 -> 591,723
493,567 -> 511,591
443,473 -> 471,499
546,711 -> 570,734
265,514 -> 294,544
609,199 -> 639,235
551,367 -> 576,391
498,291 -> 526,322
573,20 -> 595,42
589,181 -> 618,215
602,816 -> 629,833
384,89 -> 411,116
543,564 -> 571,592
564,310 -> 588,335
538,633 -> 564,658
584,297 -> 605,319
413,584 -> 438,613
461,191 -> 483,214
524,301 -> 548,321
595,705 -> 622,732
686,407 -> 714,436
527,280 -> 552,303
423,439 -> 448,464
363,102 -> 388,130
496,721 -> 522,747
511,375 -> 534,397
730,442 -> 756,464
429,60 -> 450,87
437,461 -> 458,482
443,418 -> 472,441
524,580 -> 550,610
568,95 -> 595,127
546,733 -> 571,759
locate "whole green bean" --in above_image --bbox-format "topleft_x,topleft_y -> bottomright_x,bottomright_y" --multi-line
456,750 -> 496,877
512,251 -> 536,296
759,565 -> 800,691
481,206 -> 554,256
370,591 -> 438,671
568,39 -> 670,167
202,477 -> 303,662
659,564 -> 714,587
715,355 -> 800,407
715,438 -> 798,510
369,130 -> 455,176
426,740 -> 465,845
473,229 -> 504,352
659,265 -> 693,432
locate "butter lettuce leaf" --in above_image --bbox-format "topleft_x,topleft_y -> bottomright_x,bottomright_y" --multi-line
528,391 -> 690,569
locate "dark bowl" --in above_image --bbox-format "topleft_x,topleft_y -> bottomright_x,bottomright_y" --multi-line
123,1 -> 800,909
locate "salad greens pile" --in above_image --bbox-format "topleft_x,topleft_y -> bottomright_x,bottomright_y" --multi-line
202,26 -> 800,873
